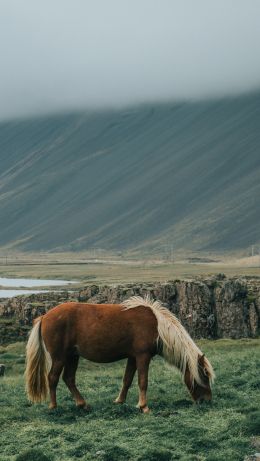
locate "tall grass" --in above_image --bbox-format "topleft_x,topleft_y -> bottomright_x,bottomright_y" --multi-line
0,339 -> 259,461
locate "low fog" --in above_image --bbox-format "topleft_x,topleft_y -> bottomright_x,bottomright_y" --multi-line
1,0 -> 260,120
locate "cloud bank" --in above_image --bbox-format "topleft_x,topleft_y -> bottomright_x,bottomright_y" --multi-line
1,0 -> 260,120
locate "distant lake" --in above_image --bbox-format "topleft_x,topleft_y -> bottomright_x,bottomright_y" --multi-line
0,289 -> 46,298
0,277 -> 77,299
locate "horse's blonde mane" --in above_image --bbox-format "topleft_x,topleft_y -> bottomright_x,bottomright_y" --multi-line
122,295 -> 215,387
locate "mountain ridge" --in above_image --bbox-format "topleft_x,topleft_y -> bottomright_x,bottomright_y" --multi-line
0,92 -> 259,254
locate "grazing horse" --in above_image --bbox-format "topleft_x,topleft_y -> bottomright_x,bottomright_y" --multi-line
25,296 -> 215,413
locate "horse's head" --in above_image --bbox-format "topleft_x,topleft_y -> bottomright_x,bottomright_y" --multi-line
184,354 -> 214,403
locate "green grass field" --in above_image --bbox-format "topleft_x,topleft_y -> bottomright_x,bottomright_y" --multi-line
0,340 -> 259,461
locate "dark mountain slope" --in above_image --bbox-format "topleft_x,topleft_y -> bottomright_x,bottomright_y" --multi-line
0,92 -> 259,253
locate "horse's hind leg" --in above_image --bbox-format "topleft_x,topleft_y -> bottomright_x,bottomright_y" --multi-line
136,353 -> 151,413
114,357 -> 136,404
48,360 -> 64,409
62,353 -> 89,410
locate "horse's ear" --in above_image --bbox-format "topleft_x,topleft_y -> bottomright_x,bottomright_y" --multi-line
199,354 -> 210,378
198,353 -> 205,364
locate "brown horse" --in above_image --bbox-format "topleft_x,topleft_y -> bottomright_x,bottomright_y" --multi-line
25,296 -> 215,413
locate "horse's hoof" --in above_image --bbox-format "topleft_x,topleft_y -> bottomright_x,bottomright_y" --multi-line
77,403 -> 91,412
113,398 -> 125,404
137,405 -> 150,414
48,404 -> 57,410
141,406 -> 150,414
83,405 -> 91,412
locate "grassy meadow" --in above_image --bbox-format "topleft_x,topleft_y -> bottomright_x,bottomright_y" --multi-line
0,339 -> 259,461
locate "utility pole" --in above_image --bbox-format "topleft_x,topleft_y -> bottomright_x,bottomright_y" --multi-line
170,245 -> 174,262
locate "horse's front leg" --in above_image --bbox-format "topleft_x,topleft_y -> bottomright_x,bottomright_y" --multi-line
114,357 -> 136,404
136,353 -> 151,413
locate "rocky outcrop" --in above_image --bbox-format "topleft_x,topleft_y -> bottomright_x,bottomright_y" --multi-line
0,275 -> 259,344
78,275 -> 260,340
0,291 -> 77,344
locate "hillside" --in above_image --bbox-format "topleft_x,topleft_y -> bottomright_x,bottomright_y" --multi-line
0,92 -> 259,254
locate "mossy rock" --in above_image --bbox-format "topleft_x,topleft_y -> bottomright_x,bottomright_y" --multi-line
247,294 -> 256,303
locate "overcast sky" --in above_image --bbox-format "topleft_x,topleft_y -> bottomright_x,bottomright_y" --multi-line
0,0 -> 260,120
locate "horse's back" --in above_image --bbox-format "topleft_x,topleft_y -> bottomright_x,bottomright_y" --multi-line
41,302 -> 158,363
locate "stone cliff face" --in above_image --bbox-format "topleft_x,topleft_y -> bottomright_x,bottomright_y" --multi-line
78,275 -> 260,340
0,275 -> 259,344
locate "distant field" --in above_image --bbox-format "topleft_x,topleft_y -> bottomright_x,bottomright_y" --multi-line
0,339 -> 259,461
0,253 -> 259,285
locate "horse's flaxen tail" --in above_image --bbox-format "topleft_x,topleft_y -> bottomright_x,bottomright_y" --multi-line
25,317 -> 52,403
